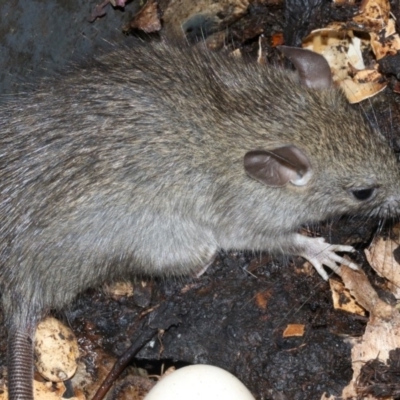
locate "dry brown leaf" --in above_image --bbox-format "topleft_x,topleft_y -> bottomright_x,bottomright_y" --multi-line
163,0 -> 249,38
88,0 -> 128,22
335,260 -> 400,399
339,70 -> 386,103
303,26 -> 387,103
370,18 -> 400,59
127,0 -> 161,33
301,0 -> 400,103
365,233 -> 400,300
342,312 -> 400,399
104,281 -> 134,298
329,279 -> 366,316
337,266 -> 393,320
254,290 -> 272,310
353,0 -> 390,31
283,324 -> 305,337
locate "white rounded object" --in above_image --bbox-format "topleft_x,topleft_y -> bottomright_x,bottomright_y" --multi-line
34,317 -> 79,382
144,364 -> 255,400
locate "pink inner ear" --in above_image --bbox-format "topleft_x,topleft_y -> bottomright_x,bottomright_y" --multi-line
278,46 -> 333,90
244,146 -> 312,187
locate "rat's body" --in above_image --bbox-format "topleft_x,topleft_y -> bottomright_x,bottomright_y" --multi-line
1,42 -> 399,399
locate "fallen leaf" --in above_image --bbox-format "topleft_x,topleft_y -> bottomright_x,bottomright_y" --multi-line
283,324 -> 305,337
329,279 -> 366,316
127,0 -> 161,33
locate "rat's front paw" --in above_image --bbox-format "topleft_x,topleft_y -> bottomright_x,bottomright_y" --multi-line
297,236 -> 358,280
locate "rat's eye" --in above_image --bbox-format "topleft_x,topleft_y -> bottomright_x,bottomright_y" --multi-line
350,188 -> 376,201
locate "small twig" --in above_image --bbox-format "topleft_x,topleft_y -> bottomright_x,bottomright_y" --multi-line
91,323 -> 158,400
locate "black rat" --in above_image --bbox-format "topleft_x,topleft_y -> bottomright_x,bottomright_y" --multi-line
0,42 -> 399,399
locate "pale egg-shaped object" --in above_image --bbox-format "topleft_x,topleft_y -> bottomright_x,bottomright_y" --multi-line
144,364 -> 255,400
34,317 -> 79,382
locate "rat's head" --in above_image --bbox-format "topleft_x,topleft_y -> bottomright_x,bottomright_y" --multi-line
244,46 -> 400,222
310,106 -> 400,219
244,109 -> 400,222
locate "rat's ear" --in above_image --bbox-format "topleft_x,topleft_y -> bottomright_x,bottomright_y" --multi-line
278,46 -> 332,90
244,145 -> 313,187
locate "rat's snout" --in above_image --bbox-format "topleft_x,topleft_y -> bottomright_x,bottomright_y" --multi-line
377,193 -> 400,218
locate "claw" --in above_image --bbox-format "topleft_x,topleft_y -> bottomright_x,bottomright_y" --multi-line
312,262 -> 329,281
330,244 -> 355,253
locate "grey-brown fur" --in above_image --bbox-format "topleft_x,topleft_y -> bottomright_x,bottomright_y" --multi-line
0,42 -> 399,399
